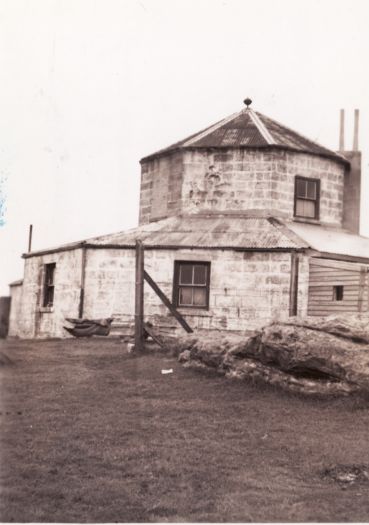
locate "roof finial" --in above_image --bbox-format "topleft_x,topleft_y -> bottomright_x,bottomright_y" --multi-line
243,97 -> 252,108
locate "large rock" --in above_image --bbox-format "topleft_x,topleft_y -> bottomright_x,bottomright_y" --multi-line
174,316 -> 369,395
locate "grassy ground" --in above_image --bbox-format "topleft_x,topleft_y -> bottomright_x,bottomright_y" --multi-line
1,338 -> 369,522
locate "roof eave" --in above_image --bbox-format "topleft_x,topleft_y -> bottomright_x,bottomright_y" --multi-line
140,143 -> 349,166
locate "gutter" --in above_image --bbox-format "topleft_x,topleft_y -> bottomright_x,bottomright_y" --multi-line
23,244 -> 305,258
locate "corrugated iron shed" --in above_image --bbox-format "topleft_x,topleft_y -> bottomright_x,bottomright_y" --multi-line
141,107 -> 348,166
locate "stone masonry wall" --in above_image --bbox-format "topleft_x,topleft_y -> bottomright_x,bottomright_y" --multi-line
181,149 -> 345,225
139,148 -> 345,226
270,151 -> 344,225
11,247 -> 309,339
139,152 -> 183,224
83,247 -> 297,335
10,249 -> 83,338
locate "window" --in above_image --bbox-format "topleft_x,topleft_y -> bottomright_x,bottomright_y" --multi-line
173,261 -> 210,309
333,285 -> 344,301
294,176 -> 320,220
43,263 -> 56,307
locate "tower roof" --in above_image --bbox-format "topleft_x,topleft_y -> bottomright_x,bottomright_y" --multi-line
141,105 -> 348,165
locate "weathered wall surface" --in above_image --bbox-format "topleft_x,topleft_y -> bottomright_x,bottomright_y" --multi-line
182,149 -> 275,214
139,148 -> 345,226
83,248 -> 136,327
277,152 -> 344,226
9,249 -> 83,338
139,152 -> 183,224
8,285 -> 23,337
82,248 -> 295,335
181,149 -> 345,226
11,247 -> 299,338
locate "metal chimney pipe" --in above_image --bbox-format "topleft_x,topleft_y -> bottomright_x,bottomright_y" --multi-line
28,224 -> 33,252
353,109 -> 359,151
339,109 -> 345,151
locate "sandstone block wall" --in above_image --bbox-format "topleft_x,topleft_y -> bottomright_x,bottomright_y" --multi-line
139,148 -> 345,226
139,152 -> 183,224
10,249 -> 83,338
81,248 -> 296,334
272,152 -> 344,225
10,246 -> 309,339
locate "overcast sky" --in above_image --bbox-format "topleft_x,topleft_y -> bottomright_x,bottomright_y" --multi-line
1,0 -> 368,295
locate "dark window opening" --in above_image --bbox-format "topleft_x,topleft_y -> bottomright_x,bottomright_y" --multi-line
173,261 -> 210,309
333,285 -> 344,301
43,263 -> 56,307
294,176 -> 320,220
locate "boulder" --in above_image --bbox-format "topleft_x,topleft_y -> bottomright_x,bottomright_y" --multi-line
173,316 -> 369,395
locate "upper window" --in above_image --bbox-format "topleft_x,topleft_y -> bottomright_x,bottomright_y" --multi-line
173,261 -> 210,309
43,263 -> 56,307
294,176 -> 320,220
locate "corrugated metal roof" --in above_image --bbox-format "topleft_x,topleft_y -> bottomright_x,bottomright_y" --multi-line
85,214 -> 307,250
141,107 -> 348,165
286,221 -> 369,261
23,214 -> 369,260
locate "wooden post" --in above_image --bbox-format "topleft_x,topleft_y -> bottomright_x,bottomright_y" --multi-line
135,240 -> 144,351
78,246 -> 87,319
28,224 -> 33,253
358,267 -> 366,313
289,252 -> 299,316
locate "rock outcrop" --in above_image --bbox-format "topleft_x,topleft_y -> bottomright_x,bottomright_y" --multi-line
173,316 -> 369,395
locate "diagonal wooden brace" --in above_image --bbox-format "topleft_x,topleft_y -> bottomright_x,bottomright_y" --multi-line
144,270 -> 193,333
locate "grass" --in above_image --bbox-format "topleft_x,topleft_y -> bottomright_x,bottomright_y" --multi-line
1,337 -> 369,522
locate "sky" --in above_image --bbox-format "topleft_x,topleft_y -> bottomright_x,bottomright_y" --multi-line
0,0 -> 369,295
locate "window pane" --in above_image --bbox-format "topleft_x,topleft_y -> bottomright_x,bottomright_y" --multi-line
179,265 -> 193,285
193,288 -> 207,306
45,264 -> 55,285
307,180 -> 317,199
296,199 -> 316,218
296,179 -> 307,198
179,287 -> 193,306
193,265 -> 207,285
333,285 -> 344,301
48,287 -> 54,306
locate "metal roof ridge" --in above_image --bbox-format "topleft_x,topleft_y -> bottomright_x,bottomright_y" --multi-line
182,109 -> 242,147
248,109 -> 276,145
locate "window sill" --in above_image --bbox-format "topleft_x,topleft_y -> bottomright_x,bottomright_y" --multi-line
293,217 -> 321,225
39,306 -> 54,313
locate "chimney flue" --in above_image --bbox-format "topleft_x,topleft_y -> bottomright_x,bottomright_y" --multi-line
28,224 -> 33,253
353,109 -> 359,151
339,109 -> 345,151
